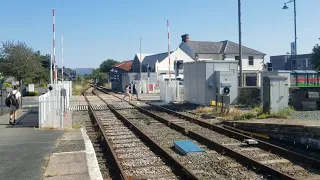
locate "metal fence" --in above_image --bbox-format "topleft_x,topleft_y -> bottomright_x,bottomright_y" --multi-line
159,80 -> 184,103
0,89 -> 9,116
38,81 -> 72,128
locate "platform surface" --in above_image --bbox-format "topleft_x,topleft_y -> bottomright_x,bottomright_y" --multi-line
0,108 -> 63,180
43,129 -> 103,180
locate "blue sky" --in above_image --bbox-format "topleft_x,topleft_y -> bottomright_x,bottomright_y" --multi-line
0,0 -> 319,68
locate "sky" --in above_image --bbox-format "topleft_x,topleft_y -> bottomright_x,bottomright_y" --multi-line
0,0 -> 319,69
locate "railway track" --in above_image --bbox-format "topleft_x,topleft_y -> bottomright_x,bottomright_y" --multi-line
96,86 -> 320,180
134,101 -> 320,161
95,89 -> 268,179
84,91 -> 199,180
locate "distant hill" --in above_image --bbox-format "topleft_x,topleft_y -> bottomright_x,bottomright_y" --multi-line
74,68 -> 94,76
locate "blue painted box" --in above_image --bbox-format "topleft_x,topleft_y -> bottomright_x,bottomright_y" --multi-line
173,140 -> 205,156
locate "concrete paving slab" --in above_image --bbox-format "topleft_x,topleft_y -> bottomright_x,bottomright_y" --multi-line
49,151 -> 87,164
43,173 -> 90,180
44,152 -> 88,177
53,140 -> 85,153
61,131 -> 83,141
53,129 -> 85,153
44,128 -> 103,180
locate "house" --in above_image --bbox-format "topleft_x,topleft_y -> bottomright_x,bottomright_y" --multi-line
142,48 -> 194,74
179,34 -> 266,86
109,60 -> 133,91
131,53 -> 152,73
270,53 -> 312,71
131,49 -> 194,75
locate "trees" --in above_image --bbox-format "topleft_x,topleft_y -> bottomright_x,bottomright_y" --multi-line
76,74 -> 83,82
0,41 -> 42,86
99,59 -> 118,73
311,44 -> 320,71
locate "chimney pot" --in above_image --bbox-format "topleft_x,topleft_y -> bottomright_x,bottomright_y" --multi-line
181,34 -> 189,43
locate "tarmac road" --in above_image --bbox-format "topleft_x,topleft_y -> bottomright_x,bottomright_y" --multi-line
0,109 -> 62,180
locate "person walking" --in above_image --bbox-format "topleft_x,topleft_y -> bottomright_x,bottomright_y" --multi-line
132,83 -> 138,101
6,85 -> 21,124
122,85 -> 131,102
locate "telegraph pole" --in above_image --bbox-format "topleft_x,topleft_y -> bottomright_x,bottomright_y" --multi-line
140,37 -> 142,93
238,0 -> 243,87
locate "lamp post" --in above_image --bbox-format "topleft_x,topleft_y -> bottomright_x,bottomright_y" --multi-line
283,0 -> 297,65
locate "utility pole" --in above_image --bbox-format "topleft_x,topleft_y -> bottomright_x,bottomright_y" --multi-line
140,37 -> 142,94
238,0 -> 243,87
61,34 -> 64,83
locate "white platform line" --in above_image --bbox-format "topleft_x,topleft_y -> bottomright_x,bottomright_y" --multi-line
81,128 -> 103,180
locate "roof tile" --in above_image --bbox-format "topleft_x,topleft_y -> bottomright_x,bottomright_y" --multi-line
115,60 -> 133,71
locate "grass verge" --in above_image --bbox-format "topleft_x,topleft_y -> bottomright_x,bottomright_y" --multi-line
195,105 -> 295,121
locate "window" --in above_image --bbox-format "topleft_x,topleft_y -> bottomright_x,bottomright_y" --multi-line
291,59 -> 296,67
248,56 -> 254,65
235,56 -> 240,65
306,58 -> 311,68
302,59 -> 307,67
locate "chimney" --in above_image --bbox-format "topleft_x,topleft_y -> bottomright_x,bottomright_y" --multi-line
181,34 -> 189,43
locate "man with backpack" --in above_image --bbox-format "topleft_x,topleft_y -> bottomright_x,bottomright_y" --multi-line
5,85 -> 21,124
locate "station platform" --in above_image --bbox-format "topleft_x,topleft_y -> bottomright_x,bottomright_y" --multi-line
43,128 -> 103,180
0,108 -> 103,180
0,108 -> 62,180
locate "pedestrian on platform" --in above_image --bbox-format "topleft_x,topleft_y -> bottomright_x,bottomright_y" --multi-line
5,85 -> 21,124
132,83 -> 138,101
122,85 -> 131,102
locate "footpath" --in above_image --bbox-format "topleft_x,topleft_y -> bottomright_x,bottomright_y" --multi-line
0,105 -> 103,180
0,108 -> 62,180
43,128 -> 103,180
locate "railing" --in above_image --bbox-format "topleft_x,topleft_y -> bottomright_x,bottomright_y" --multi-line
38,81 -> 71,128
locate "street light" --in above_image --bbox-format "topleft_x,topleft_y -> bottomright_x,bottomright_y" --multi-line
282,0 -> 297,69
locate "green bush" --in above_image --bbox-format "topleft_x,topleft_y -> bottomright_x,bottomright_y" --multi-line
39,82 -> 47,87
238,87 -> 260,107
26,91 -> 39,96
3,82 -> 13,88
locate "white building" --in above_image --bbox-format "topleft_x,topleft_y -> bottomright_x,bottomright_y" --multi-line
131,48 -> 194,76
179,34 -> 266,86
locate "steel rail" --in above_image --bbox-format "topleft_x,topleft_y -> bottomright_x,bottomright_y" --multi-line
94,91 -> 200,180
84,93 -> 128,180
96,87 -> 297,180
143,101 -> 320,170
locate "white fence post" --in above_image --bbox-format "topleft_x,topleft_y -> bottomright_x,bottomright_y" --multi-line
38,81 -> 71,128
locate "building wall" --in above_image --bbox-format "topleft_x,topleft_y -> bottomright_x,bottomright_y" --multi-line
270,54 -> 312,71
225,54 -> 264,71
156,48 -> 194,73
110,67 -> 128,91
197,54 -> 220,60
